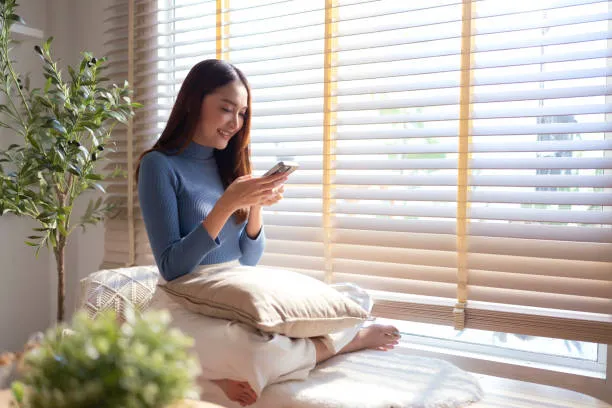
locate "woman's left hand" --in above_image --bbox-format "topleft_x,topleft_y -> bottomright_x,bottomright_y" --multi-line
260,184 -> 284,207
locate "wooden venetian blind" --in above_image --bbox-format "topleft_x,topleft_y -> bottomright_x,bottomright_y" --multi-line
103,0 -> 612,343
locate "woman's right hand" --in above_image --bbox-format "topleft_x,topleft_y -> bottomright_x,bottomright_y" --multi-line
219,172 -> 288,213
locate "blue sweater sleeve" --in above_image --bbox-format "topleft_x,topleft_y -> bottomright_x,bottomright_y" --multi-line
238,224 -> 265,266
138,152 -> 220,281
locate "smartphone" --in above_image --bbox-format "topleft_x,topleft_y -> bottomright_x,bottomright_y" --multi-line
263,161 -> 299,177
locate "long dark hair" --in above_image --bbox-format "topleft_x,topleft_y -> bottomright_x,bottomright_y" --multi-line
135,59 -> 252,223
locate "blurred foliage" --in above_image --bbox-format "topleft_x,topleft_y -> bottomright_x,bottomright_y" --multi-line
11,310 -> 200,408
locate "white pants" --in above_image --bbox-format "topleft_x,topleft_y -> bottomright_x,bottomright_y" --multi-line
147,263 -> 372,396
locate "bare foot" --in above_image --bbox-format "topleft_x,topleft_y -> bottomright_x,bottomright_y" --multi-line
340,324 -> 401,354
210,379 -> 257,406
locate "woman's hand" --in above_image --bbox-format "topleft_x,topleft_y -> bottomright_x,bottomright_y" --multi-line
260,184 -> 284,207
219,172 -> 288,213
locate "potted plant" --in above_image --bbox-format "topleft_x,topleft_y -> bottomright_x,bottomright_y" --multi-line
0,0 -> 140,320
9,310 -> 201,408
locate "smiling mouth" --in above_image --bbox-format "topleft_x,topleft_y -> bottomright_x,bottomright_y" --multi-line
218,129 -> 233,139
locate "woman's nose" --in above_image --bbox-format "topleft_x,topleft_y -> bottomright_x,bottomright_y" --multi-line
230,114 -> 240,130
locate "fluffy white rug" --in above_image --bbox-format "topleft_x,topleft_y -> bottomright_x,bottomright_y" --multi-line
201,350 -> 483,408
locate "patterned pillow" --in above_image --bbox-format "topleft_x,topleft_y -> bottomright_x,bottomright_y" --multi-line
79,265 -> 159,322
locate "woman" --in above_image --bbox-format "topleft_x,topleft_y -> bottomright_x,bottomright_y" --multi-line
137,59 -> 400,407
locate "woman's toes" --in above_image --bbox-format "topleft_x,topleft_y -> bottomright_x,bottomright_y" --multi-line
239,392 -> 256,406
239,382 -> 257,401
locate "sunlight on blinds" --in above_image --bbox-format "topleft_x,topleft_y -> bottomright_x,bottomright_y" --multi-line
103,0 -> 612,343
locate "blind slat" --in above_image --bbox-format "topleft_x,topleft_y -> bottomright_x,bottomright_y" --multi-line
333,188 -> 612,206
253,98 -> 611,118
334,230 -> 612,265
245,66 -> 611,91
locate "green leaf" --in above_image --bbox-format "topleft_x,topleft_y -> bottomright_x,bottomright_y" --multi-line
8,14 -> 25,25
44,118 -> 66,134
52,121 -> 67,134
107,110 -> 127,124
67,164 -> 81,176
85,173 -> 103,181
49,232 -> 57,247
58,222 -> 68,236
91,182 -> 106,194
43,36 -> 54,53
68,65 -> 77,83
36,211 -> 55,221
25,132 -> 41,151
11,381 -> 25,403
85,126 -> 99,147
78,145 -> 89,159
55,148 -> 65,162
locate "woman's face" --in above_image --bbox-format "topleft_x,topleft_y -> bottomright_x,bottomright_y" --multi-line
193,80 -> 248,150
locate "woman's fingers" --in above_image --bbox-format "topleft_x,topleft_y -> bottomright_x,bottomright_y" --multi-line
235,174 -> 253,182
256,187 -> 277,198
259,172 -> 288,188
228,173 -> 287,208
259,192 -> 283,207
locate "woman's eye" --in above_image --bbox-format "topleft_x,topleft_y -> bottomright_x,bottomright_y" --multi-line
222,108 -> 232,113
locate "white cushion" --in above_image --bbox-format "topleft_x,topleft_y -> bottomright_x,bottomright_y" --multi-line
79,265 -> 159,322
158,264 -> 369,338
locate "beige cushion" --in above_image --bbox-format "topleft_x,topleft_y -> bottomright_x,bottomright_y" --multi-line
159,265 -> 369,338
79,265 -> 159,322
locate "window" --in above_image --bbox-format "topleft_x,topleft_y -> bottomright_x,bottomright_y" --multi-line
102,0 -> 612,368
374,316 -> 607,377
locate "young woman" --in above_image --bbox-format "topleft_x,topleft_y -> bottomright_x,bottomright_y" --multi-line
137,59 -> 400,407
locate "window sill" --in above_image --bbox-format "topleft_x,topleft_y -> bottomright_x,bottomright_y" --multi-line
395,335 -> 606,380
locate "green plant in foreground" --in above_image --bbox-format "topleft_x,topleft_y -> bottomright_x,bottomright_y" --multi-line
11,310 -> 200,408
0,0 -> 140,320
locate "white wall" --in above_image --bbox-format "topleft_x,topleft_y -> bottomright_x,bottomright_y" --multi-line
0,0 -> 51,353
0,0 -> 107,353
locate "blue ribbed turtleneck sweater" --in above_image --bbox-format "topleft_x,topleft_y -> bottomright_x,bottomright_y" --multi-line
138,141 -> 265,281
